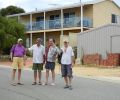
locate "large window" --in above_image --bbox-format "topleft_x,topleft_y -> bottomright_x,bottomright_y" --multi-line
49,15 -> 60,29
36,16 -> 44,22
50,15 -> 60,20
63,12 -> 75,27
64,12 -> 75,18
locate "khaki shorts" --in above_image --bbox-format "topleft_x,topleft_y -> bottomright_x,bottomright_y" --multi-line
33,63 -> 43,71
12,57 -> 24,69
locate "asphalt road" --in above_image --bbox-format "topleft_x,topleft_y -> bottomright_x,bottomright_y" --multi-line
0,66 -> 120,100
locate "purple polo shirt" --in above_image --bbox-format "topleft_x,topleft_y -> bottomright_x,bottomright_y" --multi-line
11,44 -> 25,57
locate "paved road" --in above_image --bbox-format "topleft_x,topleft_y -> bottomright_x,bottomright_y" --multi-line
0,66 -> 120,100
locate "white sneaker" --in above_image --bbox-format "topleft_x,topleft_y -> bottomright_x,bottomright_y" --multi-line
51,83 -> 55,86
42,82 -> 48,85
11,82 -> 17,86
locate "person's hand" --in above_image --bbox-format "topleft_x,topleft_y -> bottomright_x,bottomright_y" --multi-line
71,62 -> 74,68
10,57 -> 13,62
23,62 -> 26,66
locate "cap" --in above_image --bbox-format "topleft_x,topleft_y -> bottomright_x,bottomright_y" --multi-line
18,38 -> 23,42
63,39 -> 69,43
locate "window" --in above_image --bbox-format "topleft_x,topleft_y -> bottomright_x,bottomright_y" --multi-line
70,12 -> 75,17
36,16 -> 44,22
64,12 -> 75,18
64,13 -> 69,18
112,14 -> 117,23
50,15 -> 60,20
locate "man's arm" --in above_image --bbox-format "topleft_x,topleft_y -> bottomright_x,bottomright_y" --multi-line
71,48 -> 75,67
10,52 -> 13,61
43,46 -> 46,64
23,47 -> 27,66
10,45 -> 15,61
26,45 -> 34,51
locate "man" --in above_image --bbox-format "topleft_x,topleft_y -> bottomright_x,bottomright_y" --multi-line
45,38 -> 58,85
28,38 -> 45,85
61,39 -> 74,90
10,38 -> 26,86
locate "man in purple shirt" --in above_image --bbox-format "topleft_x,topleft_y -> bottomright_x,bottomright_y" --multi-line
10,38 -> 26,86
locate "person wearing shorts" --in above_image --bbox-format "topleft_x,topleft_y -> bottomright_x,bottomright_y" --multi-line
61,39 -> 74,90
45,38 -> 59,85
28,38 -> 45,85
10,38 -> 26,86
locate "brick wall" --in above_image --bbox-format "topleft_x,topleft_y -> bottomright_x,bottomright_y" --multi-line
83,53 -> 120,67
83,53 -> 101,65
100,54 -> 120,66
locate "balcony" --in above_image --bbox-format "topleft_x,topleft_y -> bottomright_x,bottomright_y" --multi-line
46,19 -> 61,30
64,17 -> 93,28
32,21 -> 44,31
24,17 -> 93,31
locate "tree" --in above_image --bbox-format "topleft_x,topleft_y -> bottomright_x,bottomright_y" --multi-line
0,5 -> 25,16
0,16 -> 26,54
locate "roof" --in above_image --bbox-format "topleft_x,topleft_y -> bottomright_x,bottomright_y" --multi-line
78,24 -> 120,35
8,0 -> 119,17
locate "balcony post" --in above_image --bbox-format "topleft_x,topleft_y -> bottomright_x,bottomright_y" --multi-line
80,0 -> 83,32
61,9 -> 63,35
30,33 -> 32,47
76,0 -> 84,64
30,14 -> 33,46
44,11 -> 46,46
30,14 -> 32,31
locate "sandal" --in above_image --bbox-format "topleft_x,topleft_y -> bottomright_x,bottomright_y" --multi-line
43,82 -> 48,85
17,83 -> 24,85
38,82 -> 42,85
32,82 -> 37,85
64,85 -> 69,89
11,82 -> 17,86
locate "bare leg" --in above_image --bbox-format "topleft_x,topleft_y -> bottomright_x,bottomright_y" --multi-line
38,70 -> 42,83
68,77 -> 72,86
63,76 -> 69,89
45,70 -> 49,84
18,69 -> 22,83
64,76 -> 68,86
51,70 -> 55,83
34,71 -> 37,83
68,77 -> 73,90
12,69 -> 16,82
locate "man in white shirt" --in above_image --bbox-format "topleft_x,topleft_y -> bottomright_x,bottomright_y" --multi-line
27,38 -> 45,85
61,39 -> 74,90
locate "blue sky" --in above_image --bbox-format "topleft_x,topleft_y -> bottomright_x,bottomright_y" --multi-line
0,0 -> 120,12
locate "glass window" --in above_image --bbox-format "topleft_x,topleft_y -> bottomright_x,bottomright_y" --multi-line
70,12 -> 75,17
111,14 -> 117,23
50,15 -> 60,20
64,12 -> 75,18
55,15 -> 59,19
64,13 -> 69,18
36,16 -> 44,22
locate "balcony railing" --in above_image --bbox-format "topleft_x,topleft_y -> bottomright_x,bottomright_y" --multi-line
45,19 -> 61,30
24,17 -> 93,31
63,17 -> 93,28
32,21 -> 44,31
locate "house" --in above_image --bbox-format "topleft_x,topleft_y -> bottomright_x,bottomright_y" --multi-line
8,0 -> 120,47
